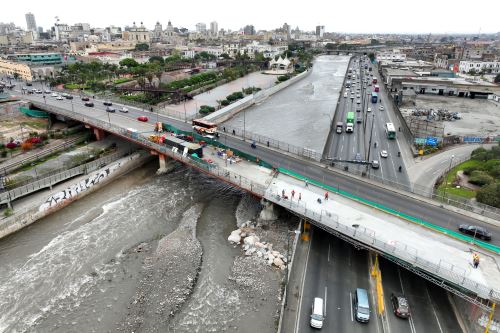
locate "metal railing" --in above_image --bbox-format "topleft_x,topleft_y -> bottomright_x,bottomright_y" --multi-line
0,151 -> 126,205
265,185 -> 500,303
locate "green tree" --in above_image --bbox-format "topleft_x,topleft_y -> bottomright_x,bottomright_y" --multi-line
370,39 -> 379,45
220,53 -> 231,59
476,183 -> 500,208
468,69 -> 477,75
494,73 -> 500,84
119,58 -> 139,68
135,43 -> 149,51
325,43 -> 336,50
13,72 -> 20,80
149,56 -> 164,65
368,53 -> 375,62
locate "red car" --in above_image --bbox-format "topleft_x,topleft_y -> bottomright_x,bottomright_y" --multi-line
137,116 -> 148,122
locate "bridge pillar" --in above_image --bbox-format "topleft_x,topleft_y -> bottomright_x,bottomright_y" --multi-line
156,153 -> 175,175
93,128 -> 106,141
259,199 -> 278,221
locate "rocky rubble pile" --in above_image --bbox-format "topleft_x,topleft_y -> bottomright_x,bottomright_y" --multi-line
228,221 -> 287,270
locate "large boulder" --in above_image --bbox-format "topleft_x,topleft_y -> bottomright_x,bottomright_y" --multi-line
244,235 -> 260,246
228,231 -> 241,244
273,257 -> 284,267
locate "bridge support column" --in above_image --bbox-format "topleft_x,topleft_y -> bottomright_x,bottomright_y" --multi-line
259,199 -> 278,221
93,128 -> 106,141
156,154 -> 175,175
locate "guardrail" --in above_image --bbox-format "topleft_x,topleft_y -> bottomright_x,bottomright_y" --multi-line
0,151 -> 126,205
265,185 -> 500,303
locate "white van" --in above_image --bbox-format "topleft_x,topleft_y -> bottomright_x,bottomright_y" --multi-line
310,297 -> 325,328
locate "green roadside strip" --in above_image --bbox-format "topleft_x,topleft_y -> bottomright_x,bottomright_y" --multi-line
278,167 -> 500,254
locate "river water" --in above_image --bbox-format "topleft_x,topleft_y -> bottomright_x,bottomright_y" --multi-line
0,161 -> 264,333
223,55 -> 350,153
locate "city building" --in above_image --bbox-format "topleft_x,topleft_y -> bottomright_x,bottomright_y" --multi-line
10,53 -> 63,65
25,13 -> 37,33
315,25 -> 324,39
153,22 -> 163,42
376,49 -> 407,62
0,59 -> 32,81
243,25 -> 255,36
123,22 -> 150,43
459,60 -> 500,74
210,21 -> 218,37
54,23 -> 71,41
195,23 -> 206,33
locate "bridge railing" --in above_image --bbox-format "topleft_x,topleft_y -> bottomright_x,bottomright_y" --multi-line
265,185 -> 500,302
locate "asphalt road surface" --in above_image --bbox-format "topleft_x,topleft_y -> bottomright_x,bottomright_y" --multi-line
12,81 -> 499,246
325,56 -> 410,187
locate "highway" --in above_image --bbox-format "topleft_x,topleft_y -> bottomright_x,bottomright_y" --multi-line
11,81 -> 500,247
297,227 -> 461,333
325,56 -> 410,186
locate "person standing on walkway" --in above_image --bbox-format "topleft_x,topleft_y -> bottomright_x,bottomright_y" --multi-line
305,180 -> 309,188
282,189 -> 285,198
325,192 -> 329,200
291,190 -> 295,199
299,193 -> 301,201
473,253 -> 480,268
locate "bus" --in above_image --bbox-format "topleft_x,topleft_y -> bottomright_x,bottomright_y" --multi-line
385,123 -> 396,139
374,85 -> 380,92
372,77 -> 378,84
371,92 -> 378,103
192,119 -> 217,135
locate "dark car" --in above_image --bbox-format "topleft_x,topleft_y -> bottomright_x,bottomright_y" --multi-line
65,95 -> 73,99
81,96 -> 90,101
391,294 -> 410,318
103,101 -> 113,106
106,106 -> 116,113
84,102 -> 94,107
458,224 -> 492,241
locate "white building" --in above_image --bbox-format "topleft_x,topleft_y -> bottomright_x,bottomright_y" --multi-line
25,13 -> 37,33
315,25 -> 324,38
376,49 -> 406,62
195,23 -> 206,33
459,61 -> 500,74
210,21 -> 218,37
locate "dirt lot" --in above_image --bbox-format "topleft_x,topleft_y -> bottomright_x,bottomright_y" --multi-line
404,95 -> 500,137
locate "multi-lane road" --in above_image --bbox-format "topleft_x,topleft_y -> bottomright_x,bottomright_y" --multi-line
325,56 -> 410,186
296,227 -> 462,333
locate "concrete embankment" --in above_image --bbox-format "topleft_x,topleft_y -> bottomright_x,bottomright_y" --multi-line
0,151 -> 153,239
204,69 -> 313,124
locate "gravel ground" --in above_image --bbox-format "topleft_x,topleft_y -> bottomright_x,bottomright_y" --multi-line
117,204 -> 203,333
401,95 -> 500,137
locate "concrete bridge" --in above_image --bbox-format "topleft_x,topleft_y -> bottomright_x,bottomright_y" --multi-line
12,93 -> 498,310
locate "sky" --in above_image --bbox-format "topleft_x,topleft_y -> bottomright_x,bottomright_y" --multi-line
2,0 -> 499,34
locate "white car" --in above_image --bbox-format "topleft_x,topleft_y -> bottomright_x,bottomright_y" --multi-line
367,107 -> 372,112
56,95 -> 64,100
380,106 -> 385,111
380,150 -> 388,158
51,92 -> 58,97
120,107 -> 129,113
357,99 -> 361,104
344,92 -> 348,98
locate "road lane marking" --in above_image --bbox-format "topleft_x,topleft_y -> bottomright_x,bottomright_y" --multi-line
425,286 -> 444,333
397,269 -> 417,333
294,229 -> 314,333
350,291 -> 354,322
328,242 -> 330,262
324,286 -> 328,316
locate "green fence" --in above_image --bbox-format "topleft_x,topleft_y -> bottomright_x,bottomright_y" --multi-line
20,106 -> 49,118
278,167 -> 500,254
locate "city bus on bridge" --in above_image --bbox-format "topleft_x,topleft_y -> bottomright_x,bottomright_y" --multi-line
385,123 -> 396,139
371,92 -> 378,103
192,119 -> 218,135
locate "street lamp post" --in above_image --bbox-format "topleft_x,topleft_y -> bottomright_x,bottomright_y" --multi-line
443,154 -> 455,199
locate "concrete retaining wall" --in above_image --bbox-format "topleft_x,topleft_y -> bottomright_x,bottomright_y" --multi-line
0,151 -> 152,240
204,69 -> 312,124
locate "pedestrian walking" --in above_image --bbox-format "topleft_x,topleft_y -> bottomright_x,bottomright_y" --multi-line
473,253 -> 480,268
282,189 -> 285,198
291,190 -> 295,199
299,193 -> 301,201
324,192 -> 329,200
305,180 -> 309,188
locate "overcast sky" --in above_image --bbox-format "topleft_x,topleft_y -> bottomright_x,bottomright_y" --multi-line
2,0 -> 499,34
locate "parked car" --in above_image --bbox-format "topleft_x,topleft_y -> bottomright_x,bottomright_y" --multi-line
119,107 -> 129,113
44,89 -> 51,94
391,294 -> 410,318
103,101 -> 113,106
380,150 -> 388,158
84,102 -> 94,107
81,96 -> 90,101
51,92 -> 58,97
65,95 -> 73,99
458,224 -> 492,240
137,116 -> 148,122
106,106 -> 116,113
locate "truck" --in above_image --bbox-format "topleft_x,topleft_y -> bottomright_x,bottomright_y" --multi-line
346,112 -> 355,133
336,122 -> 343,134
